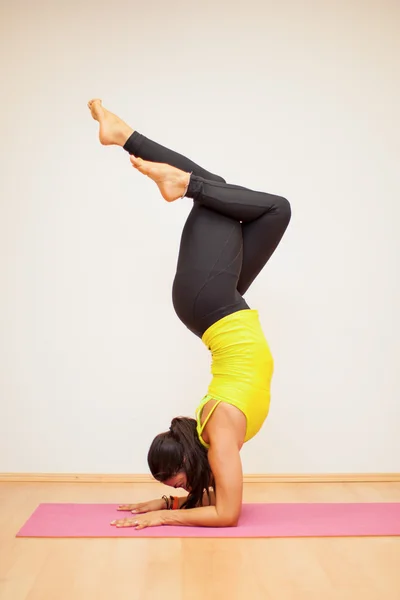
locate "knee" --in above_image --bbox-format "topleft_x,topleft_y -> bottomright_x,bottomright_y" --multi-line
278,196 -> 291,225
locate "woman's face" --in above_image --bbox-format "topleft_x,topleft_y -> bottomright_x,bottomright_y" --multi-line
163,470 -> 189,492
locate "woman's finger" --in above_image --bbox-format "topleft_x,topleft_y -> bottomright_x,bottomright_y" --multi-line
111,519 -> 138,528
118,504 -> 145,511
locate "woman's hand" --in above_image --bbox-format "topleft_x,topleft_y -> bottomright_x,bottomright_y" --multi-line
117,498 -> 166,514
111,510 -> 165,530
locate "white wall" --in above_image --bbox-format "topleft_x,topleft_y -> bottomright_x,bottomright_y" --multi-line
0,0 -> 399,474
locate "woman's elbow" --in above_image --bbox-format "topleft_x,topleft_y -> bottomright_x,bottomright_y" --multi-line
220,516 -> 239,528
217,511 -> 240,527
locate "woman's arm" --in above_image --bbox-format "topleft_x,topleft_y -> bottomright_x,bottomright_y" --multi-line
111,438 -> 241,529
111,411 -> 243,529
162,423 -> 243,527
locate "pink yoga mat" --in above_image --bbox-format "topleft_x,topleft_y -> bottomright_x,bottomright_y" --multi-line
16,503 -> 400,538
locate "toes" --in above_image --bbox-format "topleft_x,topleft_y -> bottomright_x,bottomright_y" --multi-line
130,155 -> 154,177
88,98 -> 101,108
130,155 -> 142,169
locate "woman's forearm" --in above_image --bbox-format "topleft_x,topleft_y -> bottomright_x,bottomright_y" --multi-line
162,505 -> 238,528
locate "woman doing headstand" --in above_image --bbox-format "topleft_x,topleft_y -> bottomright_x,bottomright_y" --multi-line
88,99 -> 291,529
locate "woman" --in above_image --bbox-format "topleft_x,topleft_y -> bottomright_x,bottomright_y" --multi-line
88,99 -> 291,529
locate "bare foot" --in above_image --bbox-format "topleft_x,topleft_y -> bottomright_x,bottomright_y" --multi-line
87,99 -> 134,147
130,155 -> 190,202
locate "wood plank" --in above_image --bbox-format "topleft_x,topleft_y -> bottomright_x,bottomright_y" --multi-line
1,472 -> 399,483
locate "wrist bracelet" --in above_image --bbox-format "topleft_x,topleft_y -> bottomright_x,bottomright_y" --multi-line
169,495 -> 179,510
162,495 -> 180,510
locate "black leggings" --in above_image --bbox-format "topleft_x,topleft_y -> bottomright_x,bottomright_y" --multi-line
124,132 -> 291,337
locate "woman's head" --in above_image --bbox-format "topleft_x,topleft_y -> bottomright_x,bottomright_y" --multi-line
147,416 -> 213,508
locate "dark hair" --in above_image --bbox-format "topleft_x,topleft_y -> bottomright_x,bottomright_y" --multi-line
147,416 -> 213,509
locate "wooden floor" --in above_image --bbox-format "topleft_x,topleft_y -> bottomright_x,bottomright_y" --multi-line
1,482 -> 400,600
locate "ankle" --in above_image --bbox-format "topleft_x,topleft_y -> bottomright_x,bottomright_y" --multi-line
180,172 -> 191,198
116,125 -> 134,147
